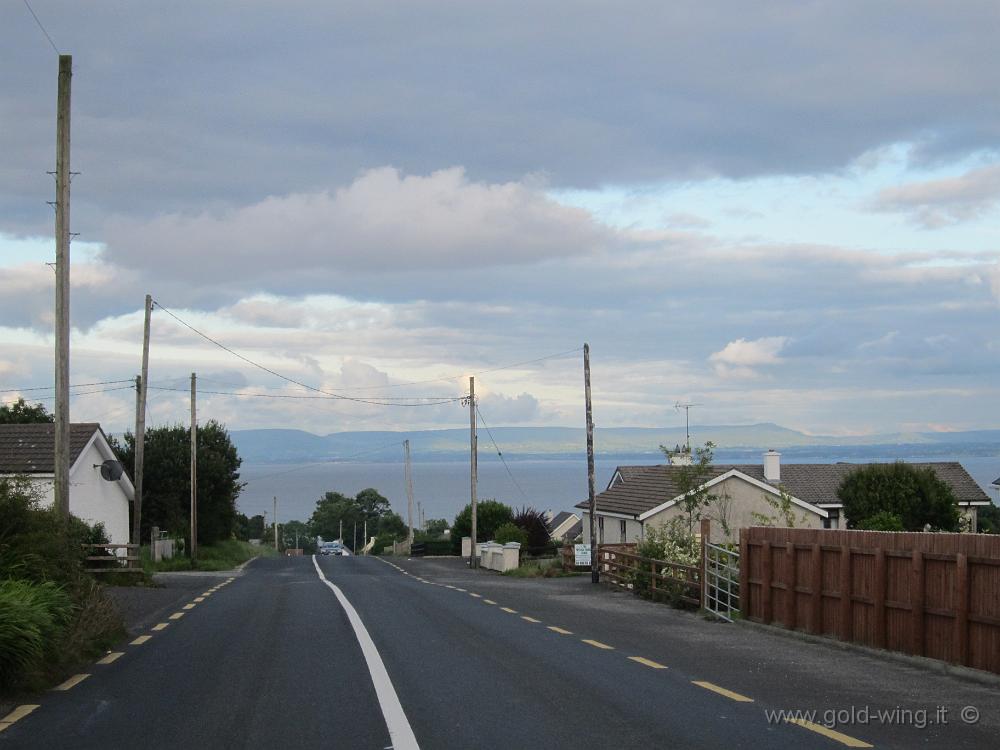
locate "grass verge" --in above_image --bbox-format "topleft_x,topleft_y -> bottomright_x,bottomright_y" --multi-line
142,539 -> 278,573
502,558 -> 581,578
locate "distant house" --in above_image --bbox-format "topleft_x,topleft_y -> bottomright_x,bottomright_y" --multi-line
576,451 -> 992,544
546,511 -> 582,542
0,423 -> 133,545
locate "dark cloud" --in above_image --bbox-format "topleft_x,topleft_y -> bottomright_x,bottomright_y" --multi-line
4,1 -> 1000,233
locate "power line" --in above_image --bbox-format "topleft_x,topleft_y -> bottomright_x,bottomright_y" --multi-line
0,379 -> 134,393
475,403 -> 531,503
22,0 -> 59,54
146,385 -> 459,407
1,385 -> 134,406
150,300 -> 464,407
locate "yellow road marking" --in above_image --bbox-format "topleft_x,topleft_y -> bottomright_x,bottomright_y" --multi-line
182,603 -> 197,610
131,635 -> 152,645
483,599 -> 497,605
521,616 -> 541,623
629,656 -> 668,669
193,596 -> 205,602
692,681 -> 753,702
201,592 -> 213,596
0,705 -> 40,732
582,639 -> 614,650
97,652 -> 124,664
469,593 -> 482,598
548,626 -> 573,635
786,719 -> 873,748
54,674 -> 89,691
168,612 -> 185,620
500,607 -> 517,613
152,623 -> 169,631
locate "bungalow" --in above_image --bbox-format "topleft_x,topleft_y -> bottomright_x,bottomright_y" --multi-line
576,450 -> 992,544
546,510 -> 582,542
0,423 -> 133,545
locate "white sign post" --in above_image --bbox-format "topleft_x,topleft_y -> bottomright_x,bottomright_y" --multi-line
574,543 -> 592,567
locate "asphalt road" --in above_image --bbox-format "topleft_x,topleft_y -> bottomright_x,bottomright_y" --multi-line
2,555 -> 998,749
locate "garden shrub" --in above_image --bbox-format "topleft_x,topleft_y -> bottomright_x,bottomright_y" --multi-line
494,523 -> 528,546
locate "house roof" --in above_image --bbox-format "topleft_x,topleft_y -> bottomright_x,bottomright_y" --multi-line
547,511 -> 576,532
993,476 -> 1000,487
0,423 -> 106,474
576,462 -> 991,517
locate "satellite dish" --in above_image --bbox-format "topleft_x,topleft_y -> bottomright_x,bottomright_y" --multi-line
99,460 -> 124,481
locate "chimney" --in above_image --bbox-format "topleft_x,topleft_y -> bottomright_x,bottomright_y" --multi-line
763,449 -> 781,483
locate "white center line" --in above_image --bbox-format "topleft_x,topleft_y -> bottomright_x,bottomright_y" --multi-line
312,556 -> 419,750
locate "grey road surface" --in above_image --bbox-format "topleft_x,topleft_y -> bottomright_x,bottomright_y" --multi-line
2,555 -> 997,749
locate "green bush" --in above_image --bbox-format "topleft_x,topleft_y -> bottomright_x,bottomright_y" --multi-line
451,500 -> 515,554
838,462 -> 960,531
0,579 -> 73,688
857,510 -> 905,531
494,523 -> 528,546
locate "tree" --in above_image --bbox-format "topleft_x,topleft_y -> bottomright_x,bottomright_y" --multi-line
235,513 -> 266,541
309,488 -> 396,551
513,506 -> 551,552
377,511 -> 407,541
281,519 -> 315,553
112,421 -> 244,545
424,518 -> 449,537
0,398 -> 53,424
978,503 -> 1000,534
450,499 -> 514,554
659,441 -> 719,535
837,462 -> 960,532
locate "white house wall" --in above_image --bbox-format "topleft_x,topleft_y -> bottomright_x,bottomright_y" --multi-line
643,476 -> 825,543
32,439 -> 131,546
581,511 -> 644,545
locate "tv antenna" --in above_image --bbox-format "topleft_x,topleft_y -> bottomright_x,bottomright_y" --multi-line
674,402 -> 701,452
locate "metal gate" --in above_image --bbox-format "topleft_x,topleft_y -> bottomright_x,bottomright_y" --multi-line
704,541 -> 740,621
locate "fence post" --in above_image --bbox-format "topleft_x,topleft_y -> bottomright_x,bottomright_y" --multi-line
839,545 -> 852,641
785,542 -> 797,630
911,550 -> 924,657
739,530 -> 749,619
873,547 -> 887,649
700,517 -> 711,609
810,542 -> 822,635
761,541 -> 772,624
955,553 -> 969,665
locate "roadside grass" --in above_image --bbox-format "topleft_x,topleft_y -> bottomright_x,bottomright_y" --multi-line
142,540 -> 278,573
502,558 -> 580,578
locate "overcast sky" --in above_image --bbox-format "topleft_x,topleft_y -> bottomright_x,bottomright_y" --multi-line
2,1 -> 999,438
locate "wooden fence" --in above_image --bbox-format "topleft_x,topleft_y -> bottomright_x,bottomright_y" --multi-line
596,543 -> 702,608
740,527 -> 1000,675
83,543 -> 142,573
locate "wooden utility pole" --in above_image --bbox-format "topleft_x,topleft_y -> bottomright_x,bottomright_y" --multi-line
469,376 -> 478,568
363,518 -> 367,555
584,343 -> 598,583
273,496 -> 279,550
404,439 -> 415,545
132,294 -> 152,545
53,54 -> 72,518
190,372 -> 198,562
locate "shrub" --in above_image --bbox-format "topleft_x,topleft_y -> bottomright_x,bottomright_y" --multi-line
450,500 -> 515,554
630,518 -> 701,607
0,579 -> 73,688
857,510 -> 905,531
513,507 -> 551,552
494,523 -> 528,546
838,462 -> 960,532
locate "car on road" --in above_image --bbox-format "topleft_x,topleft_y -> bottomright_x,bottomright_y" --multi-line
320,542 -> 343,556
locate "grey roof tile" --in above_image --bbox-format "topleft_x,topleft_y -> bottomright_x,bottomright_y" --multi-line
0,423 -> 104,474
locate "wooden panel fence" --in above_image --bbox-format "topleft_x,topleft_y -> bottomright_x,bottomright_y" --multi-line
740,527 -> 1000,675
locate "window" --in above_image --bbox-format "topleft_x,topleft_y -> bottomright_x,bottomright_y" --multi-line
620,519 -> 627,542
598,516 -> 604,543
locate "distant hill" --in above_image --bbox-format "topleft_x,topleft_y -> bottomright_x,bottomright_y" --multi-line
230,423 -> 1000,464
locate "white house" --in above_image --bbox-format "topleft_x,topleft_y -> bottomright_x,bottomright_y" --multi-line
577,450 -> 992,544
546,510 -> 582,542
0,422 -> 133,545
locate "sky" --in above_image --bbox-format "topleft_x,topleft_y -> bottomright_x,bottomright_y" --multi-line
2,1 -> 999,439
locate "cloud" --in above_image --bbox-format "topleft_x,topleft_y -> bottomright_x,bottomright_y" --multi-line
869,164 -> 1000,227
709,336 -> 789,378
101,167 -> 616,295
